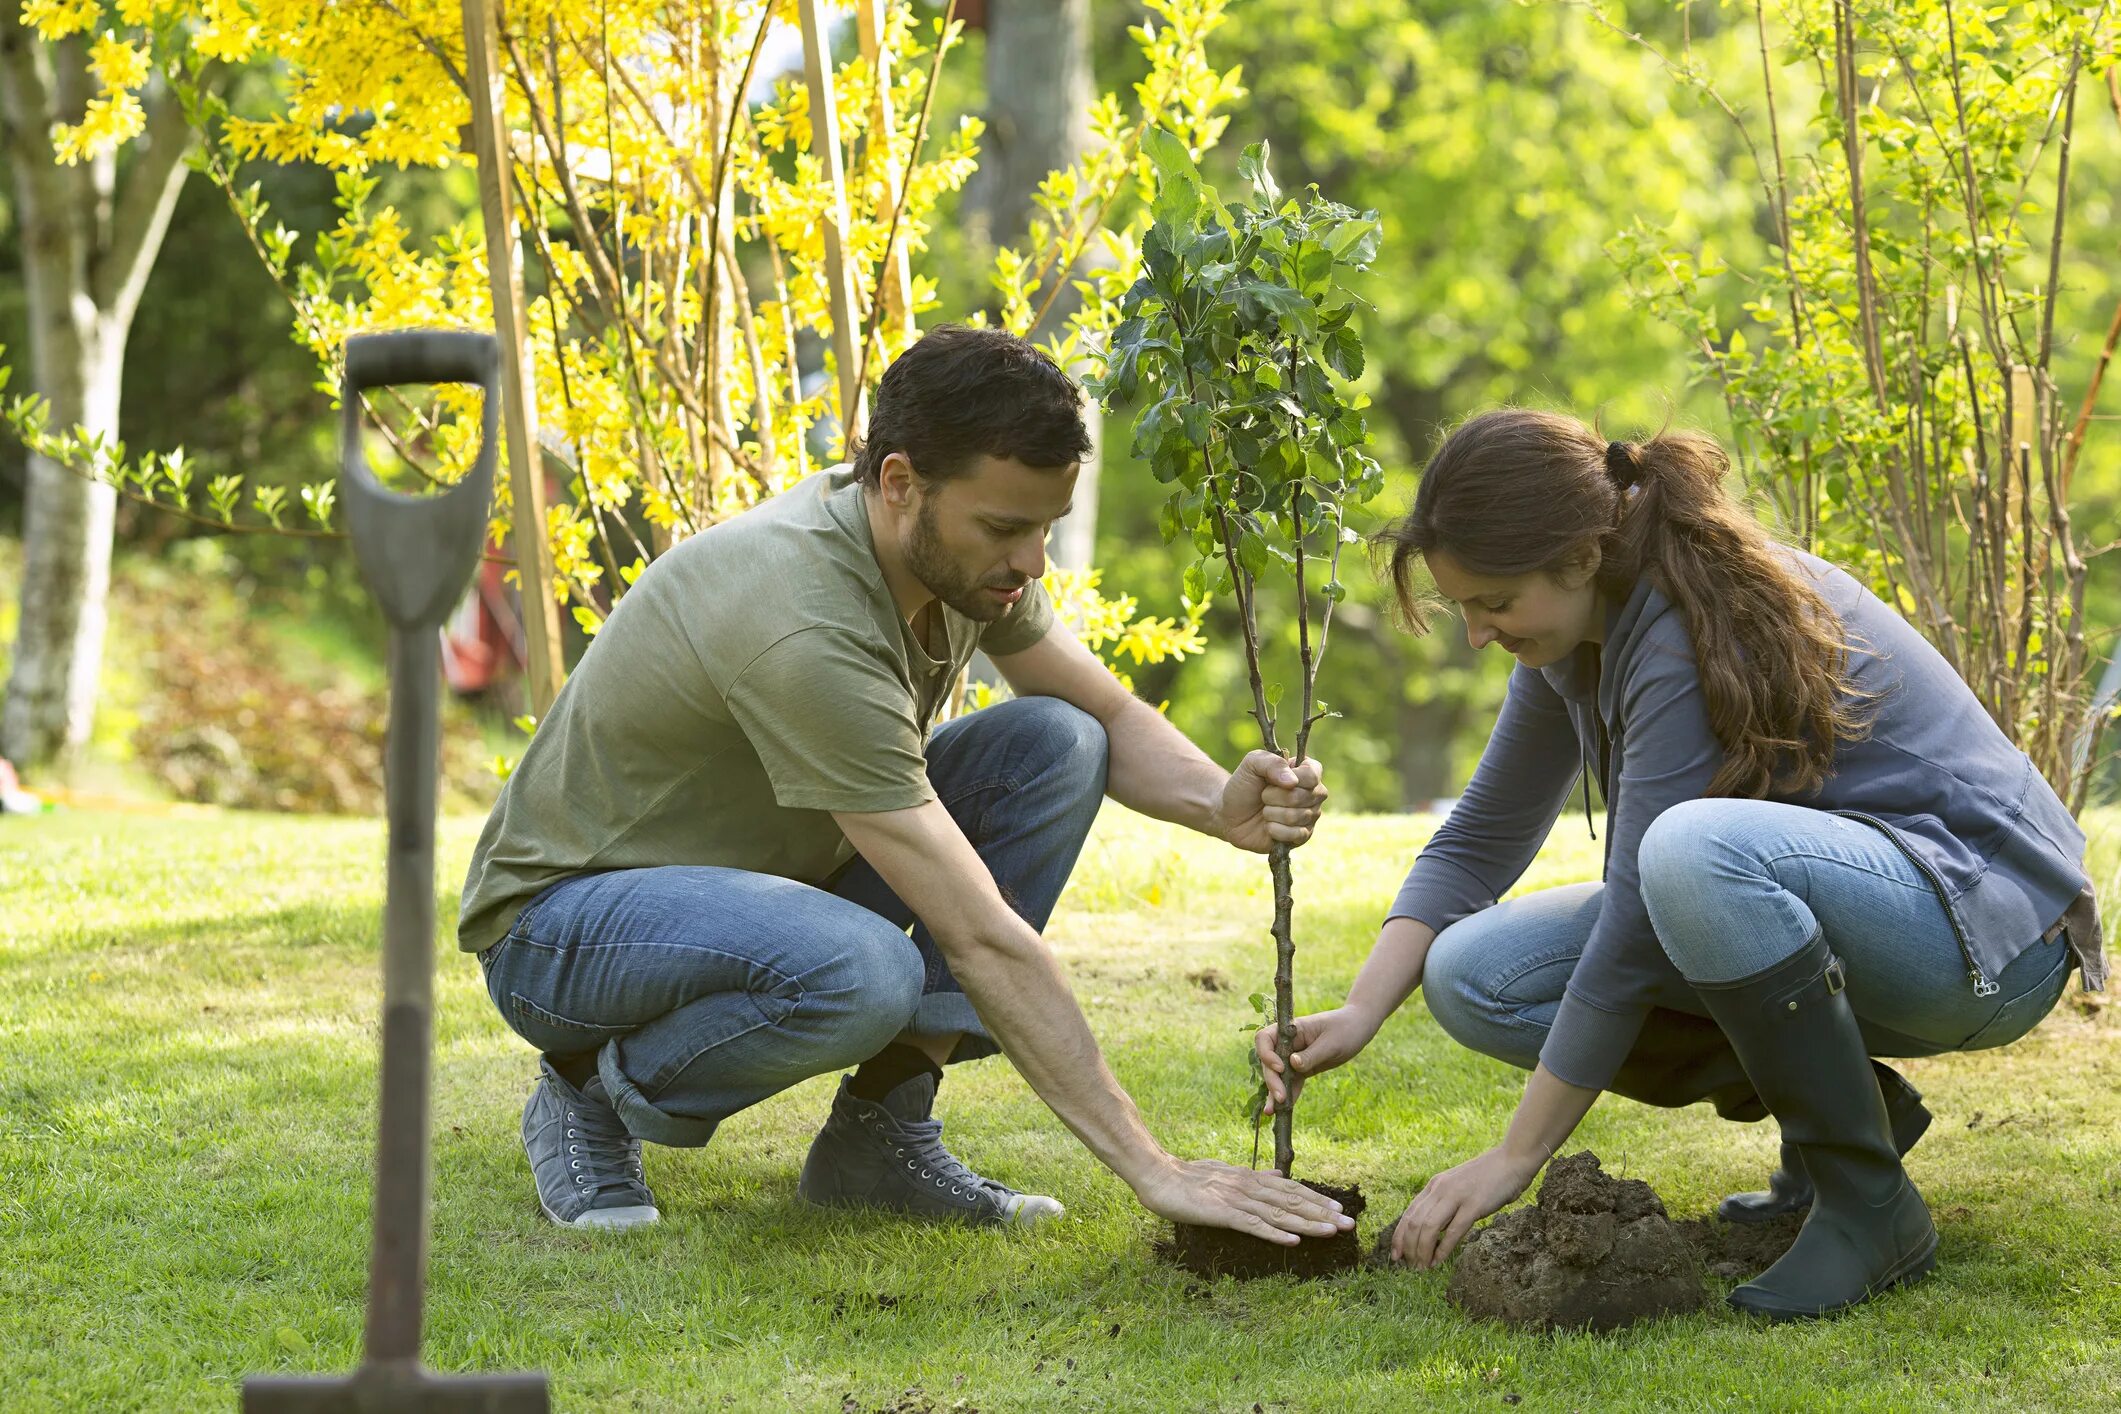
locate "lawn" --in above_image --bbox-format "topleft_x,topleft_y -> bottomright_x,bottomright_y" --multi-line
4,803 -> 2117,1412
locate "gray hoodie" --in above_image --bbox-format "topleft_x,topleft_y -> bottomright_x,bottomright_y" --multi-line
1389,548 -> 2104,1091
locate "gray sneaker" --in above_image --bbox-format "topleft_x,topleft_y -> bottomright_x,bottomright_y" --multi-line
522,1058 -> 660,1231
796,1075 -> 1063,1227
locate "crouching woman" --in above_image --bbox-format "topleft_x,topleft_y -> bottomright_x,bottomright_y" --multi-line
1259,409 -> 2102,1320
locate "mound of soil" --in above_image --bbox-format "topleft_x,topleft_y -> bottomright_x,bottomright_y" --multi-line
1439,1152 -> 1710,1332
1674,1210 -> 1804,1280
1158,1180 -> 1366,1280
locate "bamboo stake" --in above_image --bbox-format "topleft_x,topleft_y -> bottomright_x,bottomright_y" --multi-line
462,0 -> 565,714
856,0 -> 914,338
797,0 -> 868,450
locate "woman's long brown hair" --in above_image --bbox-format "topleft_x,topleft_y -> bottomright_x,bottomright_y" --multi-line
1377,408 -> 1870,798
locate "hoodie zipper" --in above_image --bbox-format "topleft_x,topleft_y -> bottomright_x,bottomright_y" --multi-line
1835,809 -> 1998,997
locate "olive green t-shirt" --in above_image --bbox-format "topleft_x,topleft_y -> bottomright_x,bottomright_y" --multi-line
456,465 -> 1055,952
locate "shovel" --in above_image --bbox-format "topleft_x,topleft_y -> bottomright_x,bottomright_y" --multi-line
243,330 -> 549,1413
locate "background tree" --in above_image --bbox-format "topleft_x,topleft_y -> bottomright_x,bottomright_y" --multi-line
970,0 -> 1104,570
0,5 -> 217,767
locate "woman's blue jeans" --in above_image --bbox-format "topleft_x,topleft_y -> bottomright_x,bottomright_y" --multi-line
477,696 -> 1110,1147
1423,799 -> 2075,1075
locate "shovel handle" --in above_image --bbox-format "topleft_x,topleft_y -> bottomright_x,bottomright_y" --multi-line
339,331 -> 501,632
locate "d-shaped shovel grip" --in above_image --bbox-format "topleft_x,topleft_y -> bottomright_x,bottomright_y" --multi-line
340,331 -> 502,631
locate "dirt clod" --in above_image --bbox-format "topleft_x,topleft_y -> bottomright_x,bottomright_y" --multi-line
1159,1181 -> 1366,1280
1438,1152 -> 1710,1332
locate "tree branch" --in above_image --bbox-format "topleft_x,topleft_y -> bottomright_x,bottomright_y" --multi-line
95,65 -> 215,324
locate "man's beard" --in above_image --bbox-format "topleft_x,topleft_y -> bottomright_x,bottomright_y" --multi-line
906,498 -> 1029,623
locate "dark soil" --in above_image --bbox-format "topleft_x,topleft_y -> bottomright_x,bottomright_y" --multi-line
1674,1210 -> 1805,1280
1428,1152 -> 1711,1332
1158,1181 -> 1367,1279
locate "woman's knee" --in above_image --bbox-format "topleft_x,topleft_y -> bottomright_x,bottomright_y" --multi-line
1636,799 -> 1734,910
1420,923 -> 1499,1049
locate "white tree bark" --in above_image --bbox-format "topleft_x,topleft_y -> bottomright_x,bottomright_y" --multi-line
1,13 -> 197,769
979,0 -> 1103,572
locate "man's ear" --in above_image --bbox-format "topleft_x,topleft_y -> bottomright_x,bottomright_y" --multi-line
876,450 -> 919,511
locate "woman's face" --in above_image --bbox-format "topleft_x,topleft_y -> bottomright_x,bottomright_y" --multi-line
1423,549 -> 1604,668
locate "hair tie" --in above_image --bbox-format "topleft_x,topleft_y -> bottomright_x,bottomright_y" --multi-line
1604,440 -> 1642,491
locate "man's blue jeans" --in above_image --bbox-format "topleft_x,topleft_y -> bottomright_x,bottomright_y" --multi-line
1422,799 -> 2075,1073
477,696 -> 1110,1147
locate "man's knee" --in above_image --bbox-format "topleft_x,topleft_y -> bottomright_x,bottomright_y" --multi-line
996,695 -> 1109,789
808,925 -> 925,1060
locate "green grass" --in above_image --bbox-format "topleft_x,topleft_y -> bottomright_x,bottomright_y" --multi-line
3,805 -> 2117,1412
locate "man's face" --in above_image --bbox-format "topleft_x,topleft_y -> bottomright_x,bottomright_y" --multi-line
903,454 -> 1078,622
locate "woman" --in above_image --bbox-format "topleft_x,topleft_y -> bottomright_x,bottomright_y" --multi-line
1257,409 -> 2102,1320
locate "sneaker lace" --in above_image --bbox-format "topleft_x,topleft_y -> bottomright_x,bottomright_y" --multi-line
894,1117 -> 1010,1197
565,1096 -> 648,1200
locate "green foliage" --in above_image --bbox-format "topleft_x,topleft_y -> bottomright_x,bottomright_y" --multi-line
1608,0 -> 2119,804
1095,133 -> 1382,754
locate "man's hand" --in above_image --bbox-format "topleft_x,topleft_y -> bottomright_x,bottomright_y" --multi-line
1132,1156 -> 1355,1246
1388,1145 -> 1544,1268
1212,752 -> 1328,853
1253,1004 -> 1383,1116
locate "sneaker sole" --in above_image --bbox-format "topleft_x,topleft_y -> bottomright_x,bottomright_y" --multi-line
539,1199 -> 661,1232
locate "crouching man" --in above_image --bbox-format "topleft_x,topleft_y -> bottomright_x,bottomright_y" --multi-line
460,325 -> 1347,1248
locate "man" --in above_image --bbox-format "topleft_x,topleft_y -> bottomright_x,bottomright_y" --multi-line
461,325 -> 1346,1249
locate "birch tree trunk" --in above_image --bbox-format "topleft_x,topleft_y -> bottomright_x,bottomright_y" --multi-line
979,0 -> 1103,571
0,12 -> 199,769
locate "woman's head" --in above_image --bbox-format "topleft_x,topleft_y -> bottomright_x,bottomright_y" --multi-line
1377,407 -> 1869,798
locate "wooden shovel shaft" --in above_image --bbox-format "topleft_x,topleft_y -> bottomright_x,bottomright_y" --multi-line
367,626 -> 441,1363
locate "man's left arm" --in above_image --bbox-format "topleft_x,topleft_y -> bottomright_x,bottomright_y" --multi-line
989,622 -> 1326,853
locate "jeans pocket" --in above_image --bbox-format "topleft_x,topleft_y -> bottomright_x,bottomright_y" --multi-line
506,990 -> 612,1053
1957,943 -> 2073,1052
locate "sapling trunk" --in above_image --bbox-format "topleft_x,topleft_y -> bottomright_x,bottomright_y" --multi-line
1095,128 -> 1379,1189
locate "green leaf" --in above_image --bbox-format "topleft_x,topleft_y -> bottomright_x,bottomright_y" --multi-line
1323,324 -> 1365,381
1237,141 -> 1281,206
1141,126 -> 1202,189
1239,530 -> 1269,578
1183,562 -> 1207,603
1266,681 -> 1284,707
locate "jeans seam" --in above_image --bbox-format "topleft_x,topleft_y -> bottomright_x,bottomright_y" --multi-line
1489,946 -> 1584,1006
1758,846 -> 1934,893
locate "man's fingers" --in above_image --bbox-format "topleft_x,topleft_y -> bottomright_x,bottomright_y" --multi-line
1266,822 -> 1314,844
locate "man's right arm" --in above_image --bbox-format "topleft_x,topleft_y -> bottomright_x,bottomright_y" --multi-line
833,798 -> 1353,1244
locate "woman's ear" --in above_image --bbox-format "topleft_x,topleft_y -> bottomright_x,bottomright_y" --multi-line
1554,542 -> 1603,590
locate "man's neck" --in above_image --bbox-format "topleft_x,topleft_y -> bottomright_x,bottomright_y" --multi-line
863,488 -> 936,626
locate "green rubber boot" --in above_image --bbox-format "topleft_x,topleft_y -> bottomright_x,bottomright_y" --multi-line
1693,933 -> 1939,1321
1718,1061 -> 1932,1223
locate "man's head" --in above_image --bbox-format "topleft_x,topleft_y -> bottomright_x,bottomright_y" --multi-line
853,326 -> 1091,622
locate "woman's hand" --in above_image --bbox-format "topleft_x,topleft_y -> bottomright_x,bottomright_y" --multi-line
1388,1145 -> 1545,1268
1252,1005 -> 1384,1116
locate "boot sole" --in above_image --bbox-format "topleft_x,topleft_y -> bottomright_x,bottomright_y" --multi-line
1726,1227 -> 1940,1322
539,1199 -> 661,1231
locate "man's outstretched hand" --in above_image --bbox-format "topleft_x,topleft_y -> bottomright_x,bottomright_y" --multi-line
1213,752 -> 1328,854
1132,1156 -> 1354,1245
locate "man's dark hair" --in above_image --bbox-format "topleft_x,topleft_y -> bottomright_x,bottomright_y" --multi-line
849,325 -> 1091,487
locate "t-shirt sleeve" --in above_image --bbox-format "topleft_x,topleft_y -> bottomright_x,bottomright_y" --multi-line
977,577 -> 1056,656
723,628 -> 936,814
